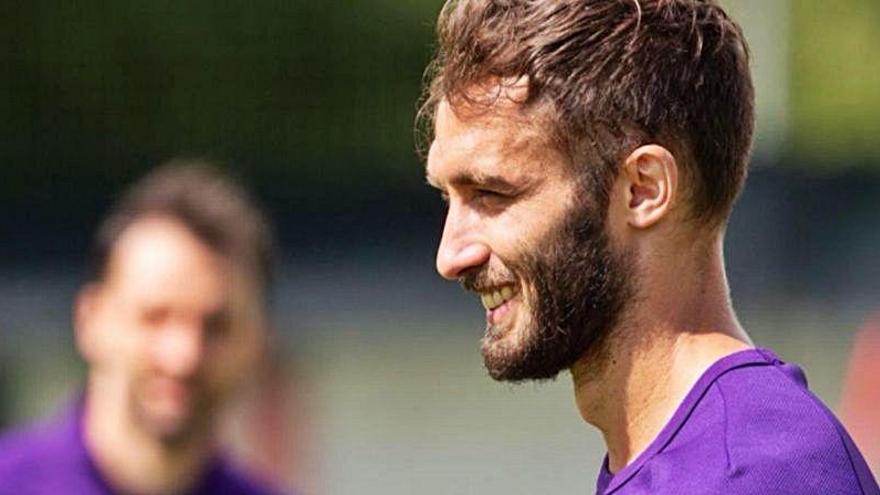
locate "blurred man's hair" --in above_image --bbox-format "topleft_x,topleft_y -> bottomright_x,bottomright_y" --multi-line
419,0 -> 755,226
88,159 -> 276,294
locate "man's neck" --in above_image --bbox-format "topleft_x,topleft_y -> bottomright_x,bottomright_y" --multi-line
83,379 -> 215,495
571,237 -> 752,474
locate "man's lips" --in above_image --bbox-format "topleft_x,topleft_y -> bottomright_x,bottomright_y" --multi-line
487,297 -> 518,326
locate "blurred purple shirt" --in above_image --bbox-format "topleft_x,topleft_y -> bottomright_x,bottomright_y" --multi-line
595,348 -> 880,494
0,400 -> 284,495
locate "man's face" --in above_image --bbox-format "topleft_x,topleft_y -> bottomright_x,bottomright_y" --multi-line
426,100 -> 632,381
77,217 -> 265,443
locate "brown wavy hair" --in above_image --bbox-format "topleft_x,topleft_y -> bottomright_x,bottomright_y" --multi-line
419,0 -> 755,225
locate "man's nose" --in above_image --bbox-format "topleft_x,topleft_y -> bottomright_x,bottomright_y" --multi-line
153,322 -> 205,379
436,207 -> 491,280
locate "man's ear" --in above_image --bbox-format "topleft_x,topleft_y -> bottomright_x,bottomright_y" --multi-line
74,283 -> 102,364
621,144 -> 678,229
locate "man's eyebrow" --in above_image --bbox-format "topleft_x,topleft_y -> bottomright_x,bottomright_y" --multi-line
451,172 -> 519,192
426,171 -> 519,192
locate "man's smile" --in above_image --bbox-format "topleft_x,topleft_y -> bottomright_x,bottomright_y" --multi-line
478,284 -> 520,328
479,284 -> 518,310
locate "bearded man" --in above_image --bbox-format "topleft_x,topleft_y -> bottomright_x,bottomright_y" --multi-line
0,162 -> 285,494
421,1 -> 879,493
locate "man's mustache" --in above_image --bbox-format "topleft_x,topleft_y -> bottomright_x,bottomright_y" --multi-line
459,265 -> 519,293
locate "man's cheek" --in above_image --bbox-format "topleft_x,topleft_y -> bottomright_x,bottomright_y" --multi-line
204,357 -> 247,398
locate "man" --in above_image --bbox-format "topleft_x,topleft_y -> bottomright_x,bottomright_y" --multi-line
0,162 -> 284,494
420,1 -> 879,493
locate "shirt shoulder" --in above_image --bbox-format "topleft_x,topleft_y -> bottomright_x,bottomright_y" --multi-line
198,458 -> 291,495
0,415 -> 100,494
0,418 -> 64,471
710,359 -> 878,494
605,350 -> 879,495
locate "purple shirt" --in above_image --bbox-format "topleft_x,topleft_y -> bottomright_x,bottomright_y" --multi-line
596,348 -> 880,494
0,400 -> 285,495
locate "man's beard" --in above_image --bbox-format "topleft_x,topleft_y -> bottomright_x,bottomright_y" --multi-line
462,199 -> 633,382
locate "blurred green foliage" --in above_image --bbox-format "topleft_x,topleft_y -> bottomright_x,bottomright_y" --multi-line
0,0 -> 877,208
791,0 -> 880,162
0,1 -> 439,204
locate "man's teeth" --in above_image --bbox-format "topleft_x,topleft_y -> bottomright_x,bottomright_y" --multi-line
480,286 -> 516,310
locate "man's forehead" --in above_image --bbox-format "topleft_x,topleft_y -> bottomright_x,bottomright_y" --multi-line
426,99 -> 552,186
434,90 -> 537,138
100,218 -> 222,293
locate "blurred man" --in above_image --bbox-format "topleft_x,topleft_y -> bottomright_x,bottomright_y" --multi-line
0,162 -> 284,494
421,1 -> 879,493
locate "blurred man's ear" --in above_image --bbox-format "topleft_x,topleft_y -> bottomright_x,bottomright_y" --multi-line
74,283 -> 102,364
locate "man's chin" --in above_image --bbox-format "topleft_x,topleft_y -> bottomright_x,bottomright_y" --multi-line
134,403 -> 203,444
481,319 -> 586,382
482,330 -> 552,382
481,323 -> 518,370
483,322 -> 514,343
483,356 -> 568,383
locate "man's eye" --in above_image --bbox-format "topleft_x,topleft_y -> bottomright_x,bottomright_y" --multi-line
141,308 -> 169,327
474,189 -> 508,204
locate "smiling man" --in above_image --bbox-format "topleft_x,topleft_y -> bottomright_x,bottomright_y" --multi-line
421,1 -> 879,493
0,162 -> 283,494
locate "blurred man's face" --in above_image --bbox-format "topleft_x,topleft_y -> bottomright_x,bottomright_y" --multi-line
77,217 -> 265,443
427,100 -> 632,381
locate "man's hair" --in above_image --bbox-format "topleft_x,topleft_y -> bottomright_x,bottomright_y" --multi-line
87,159 -> 276,293
420,0 -> 755,224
